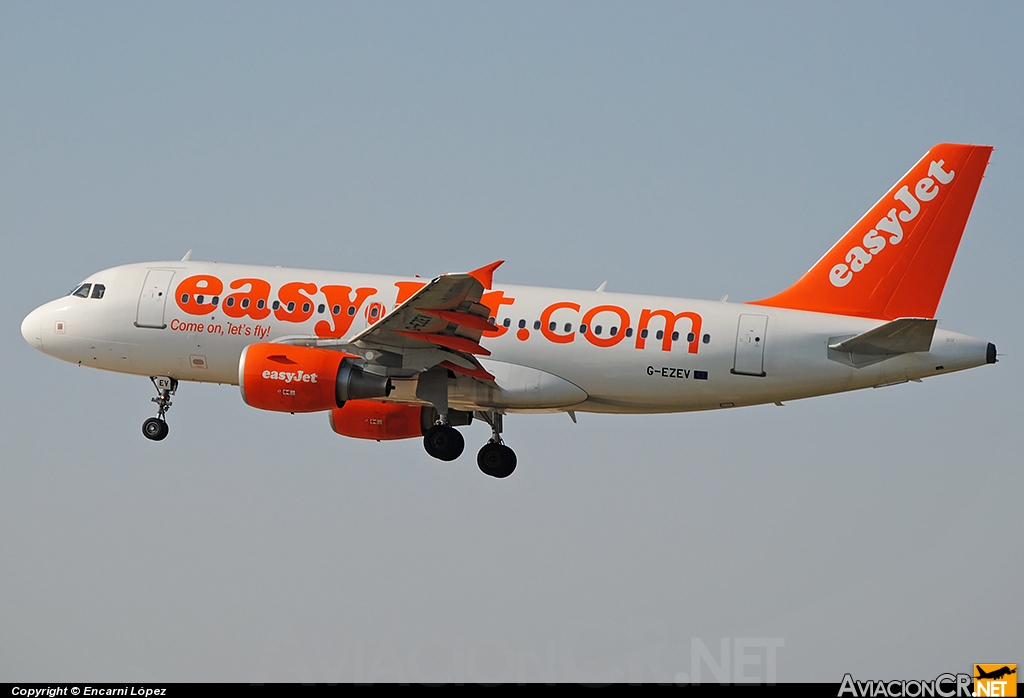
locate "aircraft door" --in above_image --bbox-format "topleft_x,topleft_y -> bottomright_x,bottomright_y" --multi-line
135,269 -> 176,329
732,314 -> 768,377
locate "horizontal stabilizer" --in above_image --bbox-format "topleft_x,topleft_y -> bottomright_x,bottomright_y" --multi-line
828,318 -> 936,355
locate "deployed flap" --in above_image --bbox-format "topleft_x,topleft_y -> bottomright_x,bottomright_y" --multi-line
348,266 -> 501,379
828,318 -> 936,355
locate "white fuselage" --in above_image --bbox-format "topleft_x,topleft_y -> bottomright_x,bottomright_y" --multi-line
21,261 -> 992,415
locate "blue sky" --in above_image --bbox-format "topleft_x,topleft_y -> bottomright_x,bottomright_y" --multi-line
2,2 -> 1021,682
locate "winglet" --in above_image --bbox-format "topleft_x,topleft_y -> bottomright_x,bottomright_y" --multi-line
468,260 -> 504,290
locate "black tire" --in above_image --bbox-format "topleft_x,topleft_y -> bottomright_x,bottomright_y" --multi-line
423,424 -> 464,461
142,417 -> 168,441
477,442 -> 517,478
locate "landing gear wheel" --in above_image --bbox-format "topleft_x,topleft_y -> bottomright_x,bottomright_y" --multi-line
143,376 -> 177,442
477,442 -> 517,478
423,424 -> 465,461
142,417 -> 169,441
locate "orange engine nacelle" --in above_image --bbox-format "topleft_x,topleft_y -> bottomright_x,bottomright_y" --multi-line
329,401 -> 430,441
329,402 -> 474,441
239,343 -> 391,413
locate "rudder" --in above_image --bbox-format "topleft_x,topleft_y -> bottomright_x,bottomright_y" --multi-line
749,143 -> 992,320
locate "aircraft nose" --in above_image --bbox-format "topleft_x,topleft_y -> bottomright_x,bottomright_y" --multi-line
21,307 -> 43,351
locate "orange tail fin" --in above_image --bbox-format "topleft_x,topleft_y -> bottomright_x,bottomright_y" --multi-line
749,143 -> 992,320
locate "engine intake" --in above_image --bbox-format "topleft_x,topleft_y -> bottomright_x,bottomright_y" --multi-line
239,343 -> 391,413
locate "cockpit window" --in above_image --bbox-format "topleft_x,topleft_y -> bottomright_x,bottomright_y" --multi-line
71,284 -> 91,298
91,284 -> 106,299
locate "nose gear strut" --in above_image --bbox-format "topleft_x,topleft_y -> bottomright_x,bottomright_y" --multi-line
142,376 -> 177,441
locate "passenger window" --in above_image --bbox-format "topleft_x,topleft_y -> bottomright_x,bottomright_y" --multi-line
564,323 -> 572,332
703,334 -> 711,344
656,330 -> 664,340
503,318 -> 511,328
625,328 -> 633,337
549,322 -> 556,331
211,296 -> 219,306
257,299 -> 265,309
594,325 -> 603,335
672,331 -> 679,341
73,284 -> 91,298
640,329 -> 648,339
226,298 -> 236,307
196,295 -> 205,304
610,326 -> 618,336
534,320 -> 541,330
302,302 -> 311,313
333,305 -> 341,315
370,306 -> 379,318
518,319 -> 526,329
272,301 -> 280,310
687,332 -> 695,342
347,306 -> 356,316
180,293 -> 189,304
241,298 -> 250,309
580,325 -> 588,334
318,304 -> 325,314
91,284 -> 106,299
287,301 -> 295,312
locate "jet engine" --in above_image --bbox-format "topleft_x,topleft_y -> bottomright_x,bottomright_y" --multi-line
239,343 -> 391,413
330,401 -> 429,441
330,402 -> 474,441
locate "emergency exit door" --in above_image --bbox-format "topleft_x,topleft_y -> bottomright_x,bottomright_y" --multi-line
135,269 -> 175,329
733,314 -> 768,377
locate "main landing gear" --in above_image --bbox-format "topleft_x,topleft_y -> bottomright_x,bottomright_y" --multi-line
476,411 -> 516,479
420,409 -> 517,478
142,376 -> 177,441
423,420 -> 465,461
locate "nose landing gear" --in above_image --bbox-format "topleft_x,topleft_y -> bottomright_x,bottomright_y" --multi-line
142,376 -> 177,441
142,417 -> 168,441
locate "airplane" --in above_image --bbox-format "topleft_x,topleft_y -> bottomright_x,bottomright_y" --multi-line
975,666 -> 1016,681
21,143 -> 997,478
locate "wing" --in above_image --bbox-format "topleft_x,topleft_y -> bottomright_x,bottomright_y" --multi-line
273,261 -> 503,381
348,261 -> 503,380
